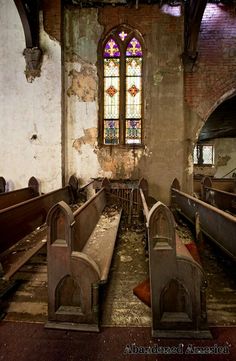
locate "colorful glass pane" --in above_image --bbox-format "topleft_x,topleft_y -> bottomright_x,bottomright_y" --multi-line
106,85 -> 117,97
119,30 -> 128,41
125,119 -> 141,144
104,74 -> 119,119
104,120 -> 119,144
128,84 -> 139,97
126,76 -> 141,118
104,58 -> 119,77
126,58 -> 142,76
104,38 -> 120,58
126,38 -> 142,56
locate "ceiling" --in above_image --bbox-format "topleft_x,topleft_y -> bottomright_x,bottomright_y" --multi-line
199,96 -> 236,142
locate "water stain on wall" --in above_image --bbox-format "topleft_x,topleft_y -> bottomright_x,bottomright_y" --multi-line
97,147 -> 144,179
73,128 -> 97,152
217,155 -> 231,167
67,65 -> 97,102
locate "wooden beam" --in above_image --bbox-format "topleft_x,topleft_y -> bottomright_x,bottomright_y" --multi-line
182,0 -> 207,71
14,0 -> 40,48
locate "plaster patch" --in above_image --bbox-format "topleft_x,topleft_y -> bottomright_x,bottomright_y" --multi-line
153,71 -> 163,84
185,153 -> 194,175
72,143 -> 101,181
217,155 -> 231,167
153,65 -> 182,85
97,148 -> 144,179
67,65 -> 97,102
73,127 -> 97,151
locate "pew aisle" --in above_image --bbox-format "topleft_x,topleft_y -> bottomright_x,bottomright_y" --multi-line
101,220 -> 151,326
176,218 -> 236,326
1,216 -> 236,327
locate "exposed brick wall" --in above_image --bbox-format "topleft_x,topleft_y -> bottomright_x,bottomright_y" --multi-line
98,4 -> 182,38
42,0 -> 61,42
185,4 -> 236,120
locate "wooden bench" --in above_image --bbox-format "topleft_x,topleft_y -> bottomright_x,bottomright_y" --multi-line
0,177 -> 6,193
200,176 -> 236,214
138,178 -> 211,339
0,176 -> 40,210
171,178 -> 236,262
46,178 -> 122,332
0,176 -> 78,281
194,176 -> 236,197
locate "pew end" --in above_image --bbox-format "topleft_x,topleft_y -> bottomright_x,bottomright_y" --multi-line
148,201 -> 211,338
139,181 -> 211,339
28,176 -> 40,195
46,181 -> 122,332
0,177 -> 6,193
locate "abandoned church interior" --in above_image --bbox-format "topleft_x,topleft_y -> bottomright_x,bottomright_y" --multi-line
0,0 -> 236,360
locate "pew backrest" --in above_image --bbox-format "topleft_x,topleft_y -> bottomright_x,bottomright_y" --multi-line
0,176 -> 40,210
0,177 -> 6,193
0,176 -> 78,254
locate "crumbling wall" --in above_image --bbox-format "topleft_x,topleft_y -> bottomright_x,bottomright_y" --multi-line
0,0 -> 62,192
64,4 -> 185,203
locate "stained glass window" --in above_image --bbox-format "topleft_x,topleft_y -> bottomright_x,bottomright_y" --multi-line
103,40 -> 120,145
102,28 -> 143,145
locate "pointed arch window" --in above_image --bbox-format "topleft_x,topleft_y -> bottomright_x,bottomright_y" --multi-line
101,27 -> 144,146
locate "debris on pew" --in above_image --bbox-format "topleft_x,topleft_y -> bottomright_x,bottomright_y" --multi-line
0,224 -> 47,281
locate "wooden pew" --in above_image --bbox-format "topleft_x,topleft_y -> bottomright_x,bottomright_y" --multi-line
138,178 -> 211,339
0,177 -> 40,210
171,178 -> 236,261
200,176 -> 236,214
0,177 -> 6,193
0,176 -> 78,281
46,178 -> 122,332
194,176 -> 236,197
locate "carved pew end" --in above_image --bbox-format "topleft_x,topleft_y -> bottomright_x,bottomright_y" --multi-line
0,177 -> 6,193
139,181 -> 211,339
148,202 -> 211,339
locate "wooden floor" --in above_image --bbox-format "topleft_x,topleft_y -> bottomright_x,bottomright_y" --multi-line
1,216 -> 236,327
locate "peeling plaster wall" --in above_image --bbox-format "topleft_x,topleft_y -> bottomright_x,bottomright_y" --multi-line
64,5 -> 185,203
64,9 -> 103,182
194,138 -> 236,178
0,1 -> 62,192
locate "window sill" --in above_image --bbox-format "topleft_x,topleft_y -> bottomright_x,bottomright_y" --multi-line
97,143 -> 145,150
194,164 -> 214,167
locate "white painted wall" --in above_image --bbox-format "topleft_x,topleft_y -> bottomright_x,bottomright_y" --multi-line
214,138 -> 236,178
0,0 -> 62,192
